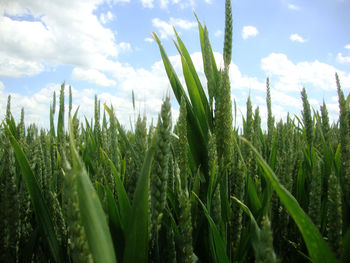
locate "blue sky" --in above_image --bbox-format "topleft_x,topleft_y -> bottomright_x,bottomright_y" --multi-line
0,0 -> 350,129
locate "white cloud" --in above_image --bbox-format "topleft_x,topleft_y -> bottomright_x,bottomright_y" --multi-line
100,11 -> 114,24
229,63 -> 265,92
345,44 -> 350,49
0,0 -> 123,78
152,18 -> 174,39
1,49 -> 348,130
214,30 -> 223,37
117,42 -> 132,52
0,80 -> 165,129
144,37 -> 154,42
337,53 -> 350,63
288,4 -> 300,10
261,53 -> 350,92
72,68 -> 117,87
0,52 -> 44,78
271,89 -> 301,108
242,26 -> 258,40
0,82 -> 61,127
141,0 -> 194,9
169,17 -> 196,30
152,17 -> 196,39
290,33 -> 306,43
141,0 -> 154,8
110,0 -> 131,2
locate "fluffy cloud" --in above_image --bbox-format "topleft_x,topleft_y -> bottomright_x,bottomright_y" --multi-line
144,37 -> 154,42
345,44 -> 350,49
1,48 -> 348,130
337,53 -> 350,64
229,64 -> 265,92
242,26 -> 258,40
100,11 -> 114,24
0,52 -> 44,78
72,68 -> 117,87
152,18 -> 174,39
0,80 -> 155,129
117,42 -> 132,52
261,53 -> 350,92
0,0 -> 123,78
140,0 -> 195,9
170,17 -> 196,30
290,33 -> 306,43
152,17 -> 196,39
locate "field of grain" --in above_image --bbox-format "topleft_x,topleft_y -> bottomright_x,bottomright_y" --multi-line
1,1 -> 349,262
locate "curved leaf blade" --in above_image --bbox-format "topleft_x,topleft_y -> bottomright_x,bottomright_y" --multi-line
153,32 -> 209,175
240,136 -> 338,263
101,149 -> 131,230
69,121 -> 117,263
173,28 -> 212,131
122,134 -> 156,263
3,122 -> 63,263
193,192 -> 229,263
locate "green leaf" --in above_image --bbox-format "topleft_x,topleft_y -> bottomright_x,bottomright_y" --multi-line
177,48 -> 208,138
194,12 -> 219,88
102,149 -> 131,230
3,122 -> 63,263
132,90 -> 135,111
105,185 -> 121,233
153,32 -> 209,176
173,28 -> 212,131
240,136 -> 338,263
122,134 -> 157,263
193,192 -> 229,263
342,227 -> 350,263
334,143 -> 341,174
152,32 -> 187,104
105,185 -> 125,263
247,175 -> 262,216
231,196 -> 260,253
72,105 -> 80,122
69,120 -> 117,263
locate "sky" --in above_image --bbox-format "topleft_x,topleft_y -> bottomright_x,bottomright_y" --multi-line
0,0 -> 350,130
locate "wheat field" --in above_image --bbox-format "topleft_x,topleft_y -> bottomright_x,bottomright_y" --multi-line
1,1 -> 349,262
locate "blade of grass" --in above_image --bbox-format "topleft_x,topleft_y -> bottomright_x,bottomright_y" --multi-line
173,28 -> 212,130
194,11 -> 219,87
193,192 -> 229,263
240,136 -> 338,263
231,196 -> 260,253
3,122 -> 63,263
105,184 -> 125,263
122,133 -> 157,263
175,44 -> 209,141
153,32 -> 209,176
69,120 -> 117,263
101,149 -> 131,230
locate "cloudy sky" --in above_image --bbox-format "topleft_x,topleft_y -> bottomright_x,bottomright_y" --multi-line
0,0 -> 350,129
